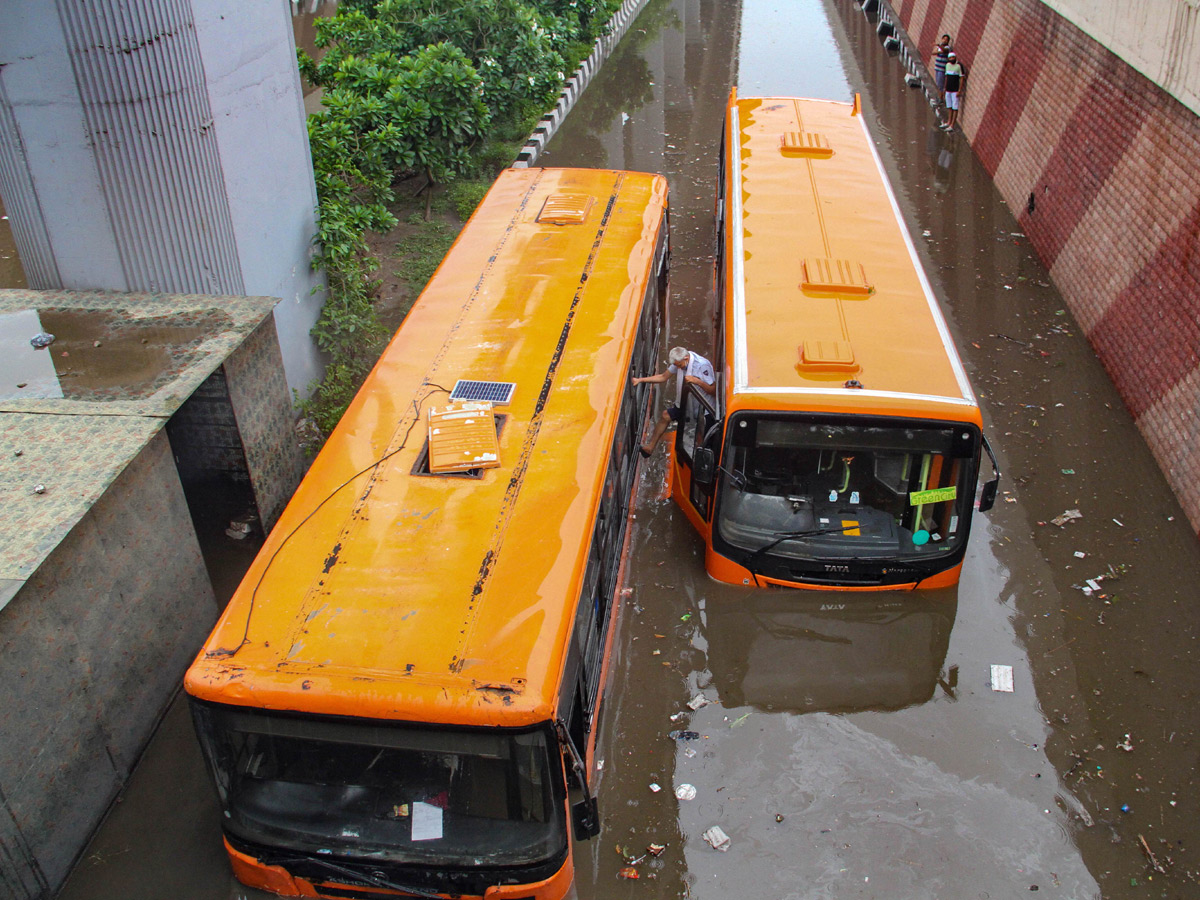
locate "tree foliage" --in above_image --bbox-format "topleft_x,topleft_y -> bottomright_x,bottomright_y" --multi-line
296,0 -> 620,435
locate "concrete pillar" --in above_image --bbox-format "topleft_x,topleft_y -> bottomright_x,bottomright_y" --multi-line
0,0 -> 325,397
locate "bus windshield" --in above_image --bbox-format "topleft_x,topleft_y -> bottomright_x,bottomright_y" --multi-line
715,415 -> 979,567
192,703 -> 566,868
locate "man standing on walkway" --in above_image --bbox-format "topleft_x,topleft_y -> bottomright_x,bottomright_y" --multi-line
632,346 -> 716,457
943,51 -> 966,130
932,34 -> 952,93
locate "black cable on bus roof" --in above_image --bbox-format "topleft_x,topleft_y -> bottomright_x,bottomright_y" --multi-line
208,382 -> 451,660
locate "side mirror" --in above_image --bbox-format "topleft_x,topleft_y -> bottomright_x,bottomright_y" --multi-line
693,446 -> 716,486
978,478 -> 998,512
977,436 -> 1001,512
572,796 -> 600,840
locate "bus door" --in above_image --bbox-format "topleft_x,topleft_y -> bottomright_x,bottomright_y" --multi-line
675,381 -> 720,520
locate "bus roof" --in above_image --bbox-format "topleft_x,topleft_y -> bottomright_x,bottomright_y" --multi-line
186,168 -> 668,727
725,95 -> 978,422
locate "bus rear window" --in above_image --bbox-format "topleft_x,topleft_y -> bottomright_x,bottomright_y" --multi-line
191,703 -> 566,867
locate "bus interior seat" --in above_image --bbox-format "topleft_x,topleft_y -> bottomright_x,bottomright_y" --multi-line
451,756 -> 512,821
872,454 -> 911,495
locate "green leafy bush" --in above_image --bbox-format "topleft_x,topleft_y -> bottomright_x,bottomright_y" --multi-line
445,180 -> 492,220
296,0 -> 622,440
303,40 -> 490,184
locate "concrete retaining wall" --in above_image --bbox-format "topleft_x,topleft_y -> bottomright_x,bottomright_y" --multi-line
880,0 -> 1200,536
0,431 -> 216,899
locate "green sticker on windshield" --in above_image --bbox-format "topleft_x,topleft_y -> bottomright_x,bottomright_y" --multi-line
909,486 -> 957,505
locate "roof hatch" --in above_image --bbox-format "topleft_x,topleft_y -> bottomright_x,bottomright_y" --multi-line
426,402 -> 501,474
798,340 -> 859,372
781,131 -> 833,158
537,193 -> 593,225
800,257 -> 873,295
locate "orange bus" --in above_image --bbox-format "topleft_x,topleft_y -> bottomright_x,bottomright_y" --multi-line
666,92 -> 998,591
185,167 -> 669,899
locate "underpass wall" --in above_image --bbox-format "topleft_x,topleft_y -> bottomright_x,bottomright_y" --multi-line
887,0 -> 1200,535
0,430 -> 215,899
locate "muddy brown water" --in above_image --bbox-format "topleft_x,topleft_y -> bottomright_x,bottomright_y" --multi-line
0,197 -> 24,290
57,1 -> 1200,898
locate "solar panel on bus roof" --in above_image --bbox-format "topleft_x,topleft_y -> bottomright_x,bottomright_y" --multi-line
449,380 -> 516,405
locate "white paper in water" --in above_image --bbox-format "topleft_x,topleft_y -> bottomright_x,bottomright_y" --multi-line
990,665 -> 1015,692
411,801 -> 444,841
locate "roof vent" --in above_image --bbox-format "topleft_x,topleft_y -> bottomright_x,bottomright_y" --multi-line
427,402 -> 501,474
801,257 -> 873,295
537,193 -> 593,225
450,379 -> 516,406
781,131 -> 833,158
798,340 -> 859,372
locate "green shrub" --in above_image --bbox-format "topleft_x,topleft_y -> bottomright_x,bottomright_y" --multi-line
296,0 -> 623,442
446,180 -> 492,220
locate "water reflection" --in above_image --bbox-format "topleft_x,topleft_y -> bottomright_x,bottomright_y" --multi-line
705,590 -> 957,714
737,0 -> 849,98
0,307 -> 223,400
924,123 -> 956,195
547,0 -> 675,168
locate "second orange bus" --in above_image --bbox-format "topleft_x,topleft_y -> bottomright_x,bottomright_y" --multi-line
665,92 -> 998,590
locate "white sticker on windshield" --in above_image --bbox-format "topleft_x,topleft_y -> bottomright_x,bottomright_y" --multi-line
411,801 -> 444,841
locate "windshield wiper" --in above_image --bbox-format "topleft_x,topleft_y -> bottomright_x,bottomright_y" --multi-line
746,524 -> 863,565
738,525 -> 870,583
259,854 -> 443,899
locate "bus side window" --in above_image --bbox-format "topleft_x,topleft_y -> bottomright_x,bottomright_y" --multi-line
565,675 -> 588,770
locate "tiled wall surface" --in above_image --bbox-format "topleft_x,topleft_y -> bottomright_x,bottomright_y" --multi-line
893,0 -> 1200,534
0,431 -> 215,897
224,318 -> 307,530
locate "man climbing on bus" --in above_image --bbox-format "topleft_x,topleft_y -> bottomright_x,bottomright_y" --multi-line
633,346 -> 716,457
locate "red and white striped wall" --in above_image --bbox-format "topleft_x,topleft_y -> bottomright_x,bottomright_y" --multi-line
893,0 -> 1200,535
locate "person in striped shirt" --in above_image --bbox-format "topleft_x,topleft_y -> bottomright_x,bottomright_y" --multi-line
933,35 -> 952,93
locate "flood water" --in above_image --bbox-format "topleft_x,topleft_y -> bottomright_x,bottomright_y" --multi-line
0,198 -> 26,290
57,1 -> 1200,899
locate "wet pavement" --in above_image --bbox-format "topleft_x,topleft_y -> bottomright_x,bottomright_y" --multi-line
0,198 -> 26,290
56,1 -> 1200,898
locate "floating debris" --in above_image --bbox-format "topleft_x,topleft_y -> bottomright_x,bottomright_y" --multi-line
675,783 -> 697,801
29,332 -> 55,349
1050,509 -> 1083,527
703,825 -> 731,852
1139,834 -> 1166,874
991,665 -> 1015,692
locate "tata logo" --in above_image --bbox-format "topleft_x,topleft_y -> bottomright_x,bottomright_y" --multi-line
824,564 -> 851,573
820,603 -> 846,611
